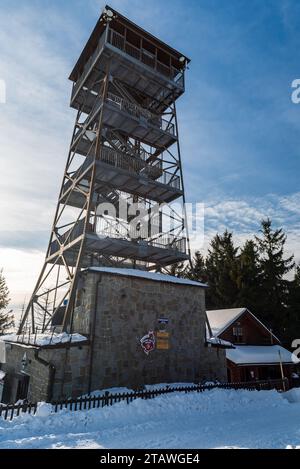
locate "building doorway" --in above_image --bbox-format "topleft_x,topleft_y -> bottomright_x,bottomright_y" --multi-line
15,374 -> 30,401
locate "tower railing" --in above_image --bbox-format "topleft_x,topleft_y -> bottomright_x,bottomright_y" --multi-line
106,91 -> 153,120
72,91 -> 176,150
95,217 -> 186,252
49,217 -> 186,258
107,29 -> 184,85
106,92 -> 176,136
99,145 -> 180,189
71,27 -> 185,106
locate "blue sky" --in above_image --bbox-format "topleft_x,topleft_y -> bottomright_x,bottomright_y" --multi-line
0,0 -> 299,311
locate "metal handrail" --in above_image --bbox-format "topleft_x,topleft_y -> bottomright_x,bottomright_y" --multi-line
108,29 -> 184,86
99,145 -> 180,189
106,92 -> 175,136
72,28 -> 184,106
106,91 -> 153,120
95,217 -> 186,253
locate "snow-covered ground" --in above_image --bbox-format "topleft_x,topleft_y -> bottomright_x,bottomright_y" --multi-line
1,388 -> 300,449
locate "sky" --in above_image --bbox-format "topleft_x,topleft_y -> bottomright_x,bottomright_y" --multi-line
0,0 -> 299,315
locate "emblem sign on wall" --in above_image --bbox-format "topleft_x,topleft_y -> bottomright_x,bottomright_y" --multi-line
140,319 -> 170,354
140,331 -> 156,355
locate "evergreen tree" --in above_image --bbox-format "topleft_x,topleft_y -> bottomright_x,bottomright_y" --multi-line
235,239 -> 262,311
185,251 -> 207,282
285,265 -> 300,345
0,270 -> 14,334
255,218 -> 294,332
205,231 -> 239,309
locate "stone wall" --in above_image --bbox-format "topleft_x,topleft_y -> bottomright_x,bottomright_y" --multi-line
0,342 -> 89,403
73,271 -> 227,390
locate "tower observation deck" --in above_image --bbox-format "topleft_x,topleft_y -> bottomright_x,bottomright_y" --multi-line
19,6 -> 191,334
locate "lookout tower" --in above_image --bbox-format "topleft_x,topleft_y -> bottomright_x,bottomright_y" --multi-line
19,6 -> 191,334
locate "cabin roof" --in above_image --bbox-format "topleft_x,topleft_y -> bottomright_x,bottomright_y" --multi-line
206,307 -> 280,342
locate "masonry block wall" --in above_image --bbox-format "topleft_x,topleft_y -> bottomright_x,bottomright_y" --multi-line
1,343 -> 89,403
1,270 -> 227,403
73,271 -> 227,390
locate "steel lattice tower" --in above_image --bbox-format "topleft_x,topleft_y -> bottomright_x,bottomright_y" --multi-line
19,6 -> 191,334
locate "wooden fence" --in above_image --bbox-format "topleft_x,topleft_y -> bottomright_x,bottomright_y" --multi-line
0,378 -> 288,421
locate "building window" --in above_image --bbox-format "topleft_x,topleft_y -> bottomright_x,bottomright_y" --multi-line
233,324 -> 243,342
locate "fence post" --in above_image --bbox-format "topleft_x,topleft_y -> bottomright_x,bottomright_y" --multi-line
104,391 -> 110,407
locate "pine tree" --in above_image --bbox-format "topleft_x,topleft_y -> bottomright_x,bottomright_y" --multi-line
185,251 -> 207,282
0,270 -> 14,334
255,218 -> 294,332
235,239 -> 262,311
205,231 -> 239,309
285,265 -> 300,345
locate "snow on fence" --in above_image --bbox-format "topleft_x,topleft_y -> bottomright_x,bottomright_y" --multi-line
0,378 -> 288,421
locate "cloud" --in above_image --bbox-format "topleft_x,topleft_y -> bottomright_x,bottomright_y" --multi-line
0,5 -> 79,247
0,231 -> 48,251
188,192 -> 300,268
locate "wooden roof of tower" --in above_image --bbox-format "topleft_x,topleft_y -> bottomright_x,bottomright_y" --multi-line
69,4 -> 191,82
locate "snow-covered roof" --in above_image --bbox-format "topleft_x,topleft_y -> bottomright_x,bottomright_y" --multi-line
206,336 -> 233,348
88,267 -> 207,287
0,332 -> 88,347
206,308 -> 247,336
226,345 -> 295,365
205,323 -> 234,348
206,307 -> 280,342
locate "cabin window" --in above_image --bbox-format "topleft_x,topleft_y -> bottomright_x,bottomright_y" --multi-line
233,325 -> 243,342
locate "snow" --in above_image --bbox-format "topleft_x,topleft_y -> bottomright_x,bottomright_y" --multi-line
283,388 -> 300,404
206,336 -> 233,348
0,332 -> 88,347
226,345 -> 295,364
1,387 -> 300,448
206,308 -> 247,336
35,402 -> 53,418
205,324 -> 233,348
0,389 -> 300,449
88,267 -> 207,287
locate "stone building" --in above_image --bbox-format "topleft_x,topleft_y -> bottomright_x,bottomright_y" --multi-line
0,268 -> 227,403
